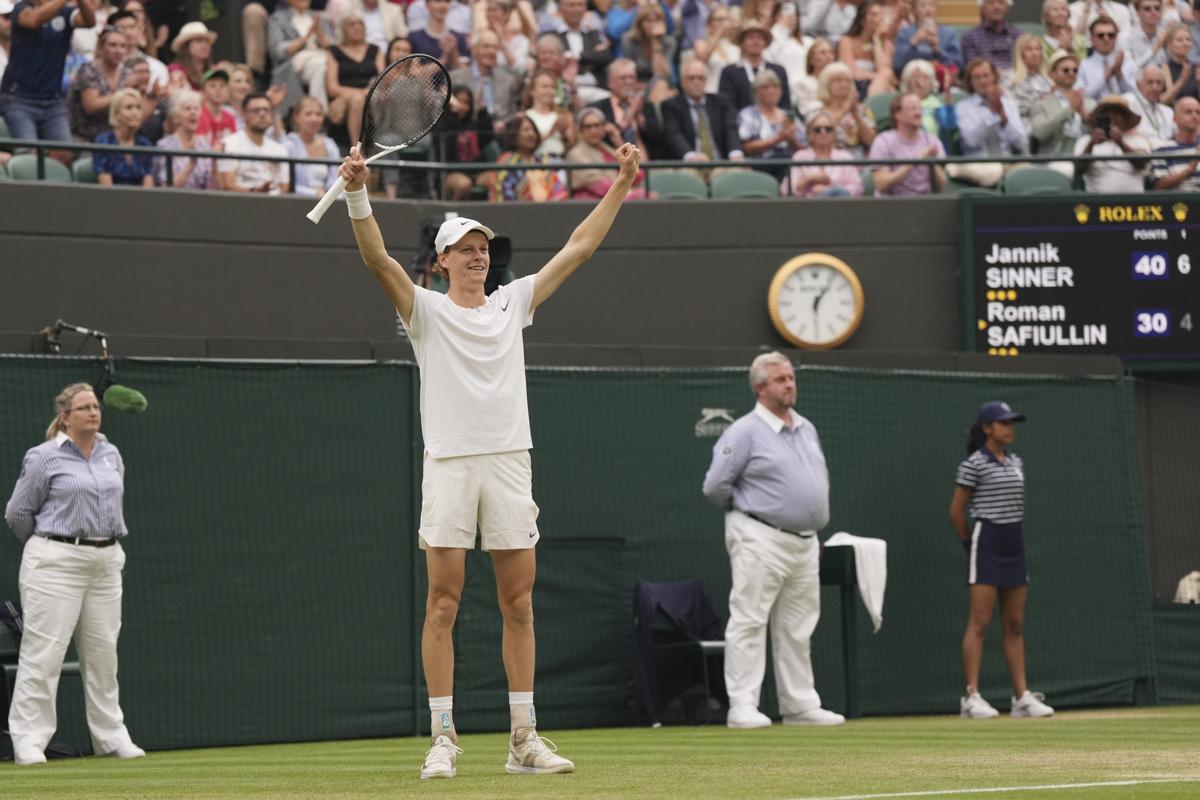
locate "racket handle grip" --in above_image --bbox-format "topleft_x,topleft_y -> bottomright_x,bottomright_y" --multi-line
306,175 -> 351,224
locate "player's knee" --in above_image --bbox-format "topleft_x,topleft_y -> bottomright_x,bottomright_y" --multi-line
1003,617 -> 1023,638
498,592 -> 533,627
426,591 -> 461,628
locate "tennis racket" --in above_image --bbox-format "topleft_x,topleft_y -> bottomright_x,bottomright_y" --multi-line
306,54 -> 451,224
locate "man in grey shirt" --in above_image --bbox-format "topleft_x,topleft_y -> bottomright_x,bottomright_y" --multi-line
702,352 -> 845,729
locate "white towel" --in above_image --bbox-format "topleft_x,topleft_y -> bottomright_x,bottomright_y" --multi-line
825,532 -> 887,633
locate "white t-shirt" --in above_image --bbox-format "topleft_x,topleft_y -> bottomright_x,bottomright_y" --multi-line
404,275 -> 536,459
218,130 -> 290,192
1074,134 -> 1151,193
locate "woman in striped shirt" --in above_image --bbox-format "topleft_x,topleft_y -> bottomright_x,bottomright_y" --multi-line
948,400 -> 1055,721
4,383 -> 145,765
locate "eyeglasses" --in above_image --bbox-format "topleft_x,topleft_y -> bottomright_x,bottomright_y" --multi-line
1094,31 -> 1117,39
810,125 -> 834,133
69,404 -> 102,413
581,122 -> 605,129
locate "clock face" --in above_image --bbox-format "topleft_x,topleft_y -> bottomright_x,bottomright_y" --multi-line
768,255 -> 864,349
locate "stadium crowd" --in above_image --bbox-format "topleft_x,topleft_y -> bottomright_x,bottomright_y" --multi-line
1,0 -> 1198,197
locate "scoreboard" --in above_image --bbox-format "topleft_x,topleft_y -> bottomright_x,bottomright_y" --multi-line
961,195 -> 1199,364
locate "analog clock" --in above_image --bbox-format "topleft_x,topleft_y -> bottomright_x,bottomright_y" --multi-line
767,254 -> 865,349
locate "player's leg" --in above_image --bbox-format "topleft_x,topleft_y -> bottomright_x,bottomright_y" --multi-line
960,584 -> 1000,718
491,548 -> 535,695
998,584 -> 1027,697
420,547 -> 467,779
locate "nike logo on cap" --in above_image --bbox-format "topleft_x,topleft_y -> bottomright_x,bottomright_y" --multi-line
459,220 -> 470,226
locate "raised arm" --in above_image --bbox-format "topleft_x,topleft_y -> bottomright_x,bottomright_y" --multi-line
338,146 -> 417,323
530,143 -> 641,310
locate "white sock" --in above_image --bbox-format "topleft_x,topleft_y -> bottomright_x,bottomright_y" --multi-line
509,691 -> 535,732
430,696 -> 455,740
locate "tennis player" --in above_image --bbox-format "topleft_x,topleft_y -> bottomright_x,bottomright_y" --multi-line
337,141 -> 642,779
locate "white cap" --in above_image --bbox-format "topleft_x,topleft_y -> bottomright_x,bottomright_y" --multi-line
434,217 -> 495,252
0,0 -> 14,14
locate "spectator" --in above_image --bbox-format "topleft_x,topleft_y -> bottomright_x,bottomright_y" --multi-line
67,26 -> 129,142
410,0 -> 468,69
449,29 -> 522,120
552,0 -> 612,83
93,86 -> 153,186
680,0 -> 723,54
719,21 -> 792,112
682,3 -> 740,94
804,0 -> 861,46
738,69 -> 803,177
196,67 -> 237,147
218,91 -> 290,193
952,57 -> 1028,186
794,36 -> 835,115
121,0 -> 163,60
589,57 -> 662,153
621,3 -> 677,85
329,0 -> 407,53
268,0 -> 336,116
407,0 -> 472,38
69,0 -> 114,62
1006,32 -> 1052,122
326,12 -> 383,145
520,67 -> 576,157
869,91 -> 945,194
222,62 -> 254,130
482,112 -> 569,200
662,57 -> 745,176
0,0 -> 96,144
1074,94 -> 1151,191
815,61 -> 875,156
284,95 -> 339,196
566,105 -> 648,197
1078,16 -> 1136,99
894,0 -> 961,82
121,52 -> 167,141
838,0 -> 896,97
478,0 -> 533,75
1040,0 -> 1087,62
1124,63 -> 1177,143
1068,0 -> 1132,39
788,112 -> 863,196
155,88 -> 213,189
1121,0 -> 1171,68
107,6 -> 166,90
241,0 -> 272,81
961,0 -> 1022,76
432,85 -> 495,199
899,58 -> 952,135
168,20 -> 215,91
386,34 -> 412,63
1150,95 -> 1200,189
533,33 -> 579,110
1,3 -> 11,87
766,2 -> 814,97
1029,49 -> 1089,167
1162,23 -> 1197,102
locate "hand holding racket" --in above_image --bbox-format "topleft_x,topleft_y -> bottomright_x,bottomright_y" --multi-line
306,54 -> 451,224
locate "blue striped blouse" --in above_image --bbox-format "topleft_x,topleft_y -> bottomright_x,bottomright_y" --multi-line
5,433 -> 128,543
956,448 -> 1025,524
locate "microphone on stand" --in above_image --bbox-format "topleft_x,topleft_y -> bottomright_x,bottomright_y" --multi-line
45,320 -> 149,414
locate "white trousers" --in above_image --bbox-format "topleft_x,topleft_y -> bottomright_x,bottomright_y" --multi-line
8,536 -> 134,755
723,511 -> 822,716
292,50 -> 329,109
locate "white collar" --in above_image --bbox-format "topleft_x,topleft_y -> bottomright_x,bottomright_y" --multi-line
55,432 -> 107,447
754,402 -> 803,433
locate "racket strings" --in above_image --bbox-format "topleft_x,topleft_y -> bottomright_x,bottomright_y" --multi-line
363,56 -> 451,150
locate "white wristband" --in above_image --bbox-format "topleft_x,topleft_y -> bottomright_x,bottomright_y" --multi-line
345,187 -> 372,220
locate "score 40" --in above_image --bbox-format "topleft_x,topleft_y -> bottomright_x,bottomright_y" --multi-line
1133,252 -> 1192,279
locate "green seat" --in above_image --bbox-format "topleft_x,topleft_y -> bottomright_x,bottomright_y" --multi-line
865,91 -> 897,132
941,177 -> 999,195
0,115 -> 10,141
0,162 -> 8,181
72,156 -> 97,184
860,167 -> 875,196
647,170 -> 708,199
6,153 -> 72,182
1001,165 -> 1072,195
481,140 -> 501,163
710,170 -> 779,199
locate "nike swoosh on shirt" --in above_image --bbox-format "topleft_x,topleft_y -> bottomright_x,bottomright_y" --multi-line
500,298 -> 511,312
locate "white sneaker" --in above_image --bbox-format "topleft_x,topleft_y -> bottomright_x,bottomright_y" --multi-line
420,734 -> 462,779
960,691 -> 1000,718
726,705 -> 773,729
783,707 -> 846,726
103,743 -> 146,759
14,747 -> 47,766
1011,691 -> 1055,718
505,727 -> 574,774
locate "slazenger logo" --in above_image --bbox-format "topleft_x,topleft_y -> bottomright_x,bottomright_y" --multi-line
694,408 -> 735,438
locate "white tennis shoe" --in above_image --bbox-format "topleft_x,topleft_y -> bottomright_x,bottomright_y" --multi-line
1010,691 -> 1055,718
505,727 -> 575,774
420,734 -> 462,779
783,707 -> 846,726
960,691 -> 1000,718
726,705 -> 773,729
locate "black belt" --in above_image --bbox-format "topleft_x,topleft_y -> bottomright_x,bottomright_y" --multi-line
742,512 -> 816,538
40,534 -> 118,548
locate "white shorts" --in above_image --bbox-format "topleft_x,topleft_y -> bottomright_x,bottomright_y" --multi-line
419,450 -> 540,551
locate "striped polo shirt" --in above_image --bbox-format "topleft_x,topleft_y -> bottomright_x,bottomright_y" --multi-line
955,448 -> 1025,524
4,432 -> 128,543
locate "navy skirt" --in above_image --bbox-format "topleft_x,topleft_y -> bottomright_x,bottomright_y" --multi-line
965,519 -> 1027,587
